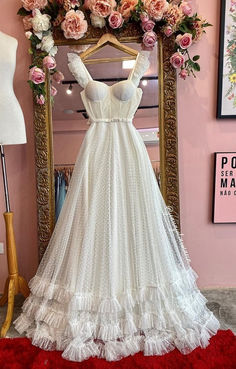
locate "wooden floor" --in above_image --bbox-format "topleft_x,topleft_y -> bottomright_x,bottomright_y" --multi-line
0,289 -> 235,338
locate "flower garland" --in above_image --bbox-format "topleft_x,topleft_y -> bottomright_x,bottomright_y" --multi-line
225,0 -> 236,106
18,0 -> 211,105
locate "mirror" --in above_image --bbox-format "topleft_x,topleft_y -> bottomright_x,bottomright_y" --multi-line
32,29 -> 179,259
52,43 -> 160,222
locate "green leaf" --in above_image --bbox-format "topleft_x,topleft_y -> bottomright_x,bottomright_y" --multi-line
193,62 -> 200,71
187,59 -> 194,67
28,80 -> 34,89
193,55 -> 200,61
202,22 -> 212,27
178,23 -> 190,33
17,7 -> 30,16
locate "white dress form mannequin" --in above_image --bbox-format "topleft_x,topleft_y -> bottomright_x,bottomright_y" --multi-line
0,30 -> 29,338
0,30 -> 26,145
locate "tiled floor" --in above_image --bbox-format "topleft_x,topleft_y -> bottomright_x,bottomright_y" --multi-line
0,288 -> 235,338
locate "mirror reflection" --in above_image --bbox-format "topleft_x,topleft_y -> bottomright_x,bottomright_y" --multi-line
52,43 -> 159,221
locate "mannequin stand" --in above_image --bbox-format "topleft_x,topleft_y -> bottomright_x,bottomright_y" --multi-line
0,145 -> 30,337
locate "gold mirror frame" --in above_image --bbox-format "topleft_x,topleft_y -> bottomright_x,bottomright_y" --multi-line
32,25 -> 180,260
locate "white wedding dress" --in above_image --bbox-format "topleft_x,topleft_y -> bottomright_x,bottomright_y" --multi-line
14,51 -> 220,362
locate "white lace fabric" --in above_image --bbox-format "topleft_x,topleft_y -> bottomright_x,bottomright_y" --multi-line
14,51 -> 220,362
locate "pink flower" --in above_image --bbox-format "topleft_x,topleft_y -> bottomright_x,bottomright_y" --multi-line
36,94 -> 45,105
142,19 -> 155,32
143,0 -> 169,21
118,0 -> 138,19
170,52 -> 185,68
89,0 -> 116,18
142,31 -> 157,50
180,1 -> 192,16
43,55 -> 57,69
50,86 -> 58,96
176,33 -> 192,49
192,16 -> 205,42
179,69 -> 188,80
23,15 -> 32,31
163,25 -> 173,37
140,12 -> 149,23
29,66 -> 45,84
53,71 -> 65,84
164,4 -> 184,28
108,11 -> 124,29
21,0 -> 48,11
61,10 -> 88,40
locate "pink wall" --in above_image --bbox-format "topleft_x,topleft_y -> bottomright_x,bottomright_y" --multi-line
0,0 -> 235,293
0,0 -> 38,292
178,0 -> 236,288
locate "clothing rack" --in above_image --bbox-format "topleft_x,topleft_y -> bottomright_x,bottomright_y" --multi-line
54,166 -> 74,186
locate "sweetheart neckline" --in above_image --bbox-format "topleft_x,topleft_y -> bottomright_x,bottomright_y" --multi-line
77,53 -> 145,102
82,79 -> 143,103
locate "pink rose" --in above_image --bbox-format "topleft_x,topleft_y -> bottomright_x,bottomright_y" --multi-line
108,11 -> 124,29
163,25 -> 173,37
89,0 -> 116,18
140,12 -> 149,23
50,86 -> 58,96
180,1 -> 192,16
61,10 -> 88,40
43,55 -> 56,70
53,71 -> 65,84
170,52 -> 185,68
21,0 -> 48,11
23,15 -> 32,31
142,19 -> 155,32
179,69 -> 188,80
176,33 -> 192,49
118,0 -> 138,19
36,94 -> 45,105
142,31 -> 157,50
29,66 -> 45,84
143,0 -> 169,21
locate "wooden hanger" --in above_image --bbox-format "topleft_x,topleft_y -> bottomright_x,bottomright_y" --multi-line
80,33 -> 139,64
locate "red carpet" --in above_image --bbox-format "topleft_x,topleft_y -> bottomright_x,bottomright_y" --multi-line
0,330 -> 235,369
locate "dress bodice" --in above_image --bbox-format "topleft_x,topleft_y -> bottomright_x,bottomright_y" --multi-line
67,51 -> 150,124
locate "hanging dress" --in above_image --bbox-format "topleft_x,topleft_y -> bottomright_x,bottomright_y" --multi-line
14,51 -> 220,362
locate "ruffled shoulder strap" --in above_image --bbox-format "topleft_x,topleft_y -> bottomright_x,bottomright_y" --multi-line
129,51 -> 150,87
67,53 -> 92,88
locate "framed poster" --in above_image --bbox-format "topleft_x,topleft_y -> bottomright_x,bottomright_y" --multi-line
217,0 -> 236,118
213,152 -> 236,223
